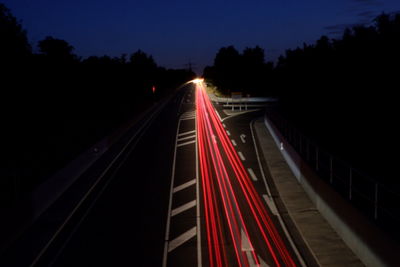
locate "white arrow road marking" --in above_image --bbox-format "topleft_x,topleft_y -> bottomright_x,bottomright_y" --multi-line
241,228 -> 270,267
246,252 -> 270,267
241,228 -> 253,251
257,255 -> 270,267
240,134 -> 246,143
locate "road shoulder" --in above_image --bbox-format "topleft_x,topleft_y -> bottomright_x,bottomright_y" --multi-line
253,117 -> 364,267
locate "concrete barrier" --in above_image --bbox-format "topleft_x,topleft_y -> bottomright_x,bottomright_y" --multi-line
264,114 -> 400,267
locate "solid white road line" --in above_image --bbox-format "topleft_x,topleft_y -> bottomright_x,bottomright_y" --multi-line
178,130 -> 196,137
226,130 -> 231,136
177,140 -> 196,147
250,120 -> 272,196
247,168 -> 258,181
163,119 -> 182,267
173,179 -> 196,193
171,200 -> 196,217
231,139 -> 237,146
238,151 -> 246,161
177,134 -> 196,142
168,227 -> 197,252
240,134 -> 246,143
263,194 -> 278,215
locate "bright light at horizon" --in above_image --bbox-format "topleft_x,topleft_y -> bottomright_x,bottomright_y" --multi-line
192,78 -> 204,84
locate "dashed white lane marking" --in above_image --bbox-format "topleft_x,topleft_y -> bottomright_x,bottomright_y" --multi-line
178,130 -> 196,137
238,151 -> 245,161
231,139 -> 237,146
177,134 -> 196,142
240,134 -> 246,143
171,200 -> 197,217
168,227 -> 197,252
226,130 -> 231,136
215,108 -> 222,121
177,140 -> 196,147
263,194 -> 278,216
223,123 -> 227,128
247,168 -> 258,181
173,179 -> 196,193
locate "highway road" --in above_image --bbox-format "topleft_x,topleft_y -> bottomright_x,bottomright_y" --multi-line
0,80 -> 308,266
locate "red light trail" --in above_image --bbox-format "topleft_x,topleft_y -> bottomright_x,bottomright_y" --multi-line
195,81 -> 297,267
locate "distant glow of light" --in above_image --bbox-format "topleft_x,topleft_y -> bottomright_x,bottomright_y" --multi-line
192,78 -> 204,84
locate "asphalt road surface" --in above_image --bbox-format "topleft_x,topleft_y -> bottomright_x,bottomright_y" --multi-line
1,81 -> 307,267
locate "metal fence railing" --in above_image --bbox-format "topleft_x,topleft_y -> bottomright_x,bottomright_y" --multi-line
266,109 -> 400,239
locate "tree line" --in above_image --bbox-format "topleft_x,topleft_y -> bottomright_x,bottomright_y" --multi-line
204,46 -> 274,96
204,13 -> 400,185
0,3 -> 194,207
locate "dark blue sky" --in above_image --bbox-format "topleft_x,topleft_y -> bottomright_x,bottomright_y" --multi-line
3,0 -> 400,72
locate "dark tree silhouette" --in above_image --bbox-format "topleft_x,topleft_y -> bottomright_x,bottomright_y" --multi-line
0,3 -> 195,209
38,36 -> 78,64
241,46 -> 266,94
0,4 -> 31,61
204,45 -> 275,96
129,49 -> 157,69
213,46 -> 241,94
204,12 -> 400,191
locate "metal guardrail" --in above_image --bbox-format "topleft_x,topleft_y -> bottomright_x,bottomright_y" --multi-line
266,109 -> 400,238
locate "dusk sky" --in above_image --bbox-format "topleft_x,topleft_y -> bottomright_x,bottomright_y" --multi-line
3,0 -> 400,72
